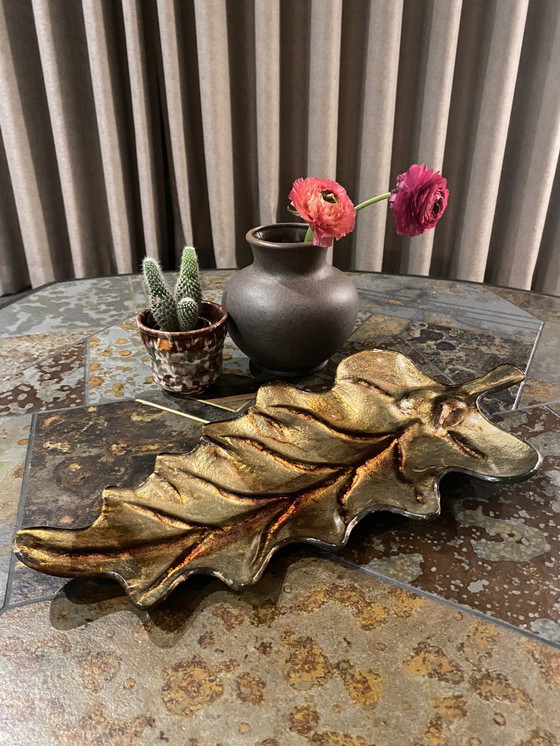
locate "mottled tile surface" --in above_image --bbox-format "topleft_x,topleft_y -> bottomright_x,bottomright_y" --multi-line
0,276 -> 136,337
2,270 -> 560,742
0,329 -> 95,383
491,285 -> 560,322
515,321 -> 560,409
0,414 -> 32,607
517,378 -> 560,409
129,273 -> 149,312
526,322 -> 560,384
401,321 -> 536,413
221,334 -> 253,378
0,343 -> 86,417
200,269 -> 230,303
351,312 -> 411,339
87,319 -> 156,404
350,274 -> 542,336
1,558 -> 559,745
401,321 -> 535,381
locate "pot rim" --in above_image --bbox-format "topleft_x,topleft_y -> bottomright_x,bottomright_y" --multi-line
136,300 -> 228,339
246,222 -> 320,251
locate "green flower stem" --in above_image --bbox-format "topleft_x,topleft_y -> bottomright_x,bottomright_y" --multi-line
304,225 -> 314,243
354,192 -> 391,212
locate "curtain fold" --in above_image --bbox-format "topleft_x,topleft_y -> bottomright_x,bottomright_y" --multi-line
31,0 -> 115,278
488,0 -> 560,291
156,0 -> 194,258
82,0 -> 136,274
400,0 -> 462,277
307,0 -> 342,181
352,0 -> 403,273
0,0 -> 559,296
254,0 -> 280,227
449,0 -> 529,283
535,159 -> 560,295
193,0 -> 235,268
0,0 -> 55,290
307,0 -> 342,264
122,0 -> 164,261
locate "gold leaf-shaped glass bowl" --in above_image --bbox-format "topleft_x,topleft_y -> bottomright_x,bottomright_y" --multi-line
14,350 -> 541,608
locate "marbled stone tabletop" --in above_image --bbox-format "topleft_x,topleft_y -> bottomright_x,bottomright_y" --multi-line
1,271 -> 559,745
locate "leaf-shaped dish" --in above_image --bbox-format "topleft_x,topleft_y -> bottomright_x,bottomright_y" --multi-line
14,350 -> 541,608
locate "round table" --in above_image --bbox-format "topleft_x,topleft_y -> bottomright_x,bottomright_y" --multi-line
0,270 -> 559,744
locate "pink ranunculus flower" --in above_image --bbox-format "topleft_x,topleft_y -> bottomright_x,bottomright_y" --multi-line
389,164 -> 449,237
289,177 -> 356,247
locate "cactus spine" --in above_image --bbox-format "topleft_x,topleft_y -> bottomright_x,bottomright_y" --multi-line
142,247 -> 202,332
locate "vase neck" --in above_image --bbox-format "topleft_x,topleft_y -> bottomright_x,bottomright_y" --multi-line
245,223 -> 332,276
249,243 -> 329,275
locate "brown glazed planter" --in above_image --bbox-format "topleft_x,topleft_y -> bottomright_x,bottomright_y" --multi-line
136,301 -> 228,394
222,223 -> 359,378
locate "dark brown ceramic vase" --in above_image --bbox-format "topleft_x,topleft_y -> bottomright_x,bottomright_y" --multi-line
222,223 -> 359,377
136,301 -> 228,394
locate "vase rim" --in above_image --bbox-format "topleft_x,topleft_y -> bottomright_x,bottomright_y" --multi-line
246,222 -> 324,250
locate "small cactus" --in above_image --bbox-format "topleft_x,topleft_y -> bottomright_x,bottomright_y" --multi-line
175,247 -> 202,308
142,247 -> 202,332
177,297 -> 199,332
142,258 -> 179,331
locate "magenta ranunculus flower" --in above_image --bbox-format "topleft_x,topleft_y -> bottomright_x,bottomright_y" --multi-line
389,164 -> 449,237
289,177 -> 356,247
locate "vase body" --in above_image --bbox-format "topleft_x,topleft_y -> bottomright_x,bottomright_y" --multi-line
136,301 -> 228,394
222,223 -> 359,377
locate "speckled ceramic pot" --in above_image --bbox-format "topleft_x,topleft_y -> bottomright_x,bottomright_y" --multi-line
136,301 -> 228,394
222,223 -> 359,378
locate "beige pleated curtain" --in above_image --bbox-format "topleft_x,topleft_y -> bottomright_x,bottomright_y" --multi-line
0,0 -> 559,297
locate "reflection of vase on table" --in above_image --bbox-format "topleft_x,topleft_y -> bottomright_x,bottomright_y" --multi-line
222,223 -> 359,378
